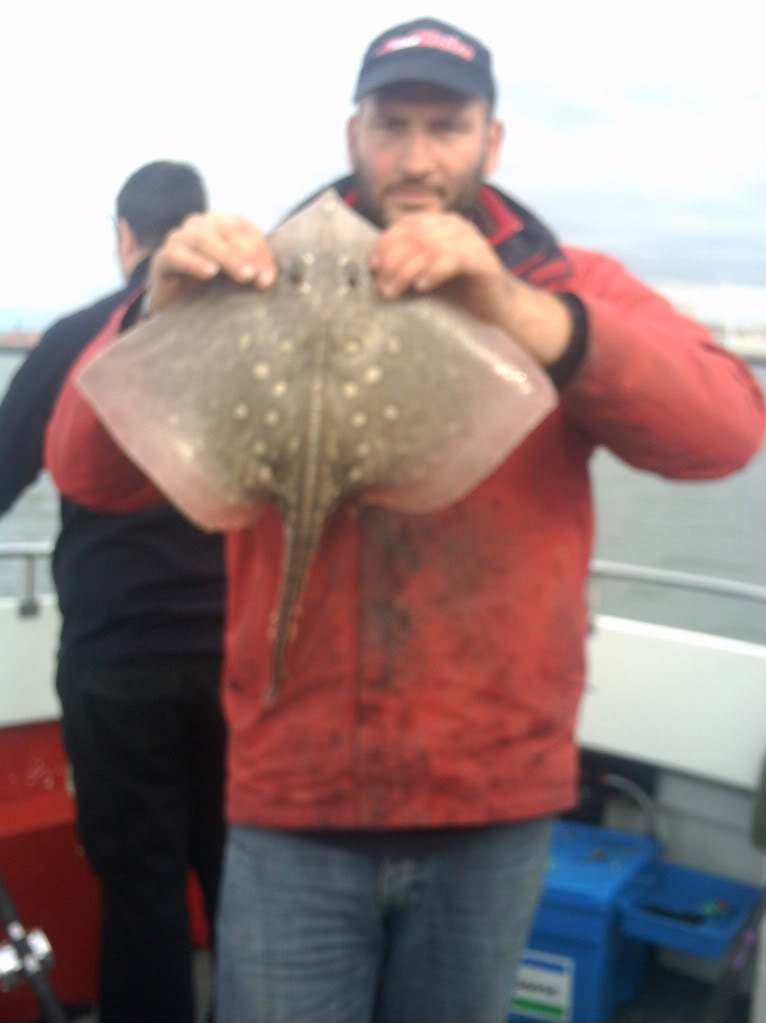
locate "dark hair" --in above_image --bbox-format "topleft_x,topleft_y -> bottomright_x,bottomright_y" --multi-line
116,161 -> 207,247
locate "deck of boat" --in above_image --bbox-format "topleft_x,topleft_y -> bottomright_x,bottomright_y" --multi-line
611,958 -> 749,1023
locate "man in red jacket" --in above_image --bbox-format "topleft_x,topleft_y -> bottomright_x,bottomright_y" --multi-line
45,17 -> 765,1023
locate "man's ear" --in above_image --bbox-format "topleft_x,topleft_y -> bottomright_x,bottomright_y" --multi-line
483,119 -> 504,178
347,112 -> 360,170
116,216 -> 135,268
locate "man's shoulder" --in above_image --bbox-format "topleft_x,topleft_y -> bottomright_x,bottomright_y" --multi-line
560,245 -> 621,276
9,284 -> 141,404
27,284 -> 140,376
558,244 -> 650,296
40,285 -> 132,346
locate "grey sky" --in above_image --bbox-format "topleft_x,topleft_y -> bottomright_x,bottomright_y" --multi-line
1,0 -> 763,328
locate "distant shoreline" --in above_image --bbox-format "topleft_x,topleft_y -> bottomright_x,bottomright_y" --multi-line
0,338 -> 39,353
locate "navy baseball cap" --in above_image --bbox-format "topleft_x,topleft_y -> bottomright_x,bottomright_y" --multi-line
354,17 -> 496,106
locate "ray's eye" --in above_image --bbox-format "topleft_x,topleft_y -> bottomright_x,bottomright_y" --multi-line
287,259 -> 304,285
345,262 -> 360,288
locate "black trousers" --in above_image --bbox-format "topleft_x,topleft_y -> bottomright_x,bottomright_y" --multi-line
56,655 -> 227,1023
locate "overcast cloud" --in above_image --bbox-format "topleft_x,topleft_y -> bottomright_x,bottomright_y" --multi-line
1,0 -> 763,328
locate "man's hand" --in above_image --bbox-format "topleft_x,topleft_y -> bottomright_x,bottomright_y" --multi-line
370,212 -> 574,367
148,212 -> 277,313
370,212 -> 507,317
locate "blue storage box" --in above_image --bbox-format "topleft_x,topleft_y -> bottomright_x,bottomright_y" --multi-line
618,861 -> 761,959
509,820 -> 659,1023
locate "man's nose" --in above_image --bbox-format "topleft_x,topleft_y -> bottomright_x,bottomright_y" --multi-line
398,132 -> 435,177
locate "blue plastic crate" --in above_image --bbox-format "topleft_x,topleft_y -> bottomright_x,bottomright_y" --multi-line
509,820 -> 659,1023
618,861 -> 761,959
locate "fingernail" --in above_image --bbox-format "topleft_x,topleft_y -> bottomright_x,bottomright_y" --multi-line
238,264 -> 256,281
258,266 -> 276,287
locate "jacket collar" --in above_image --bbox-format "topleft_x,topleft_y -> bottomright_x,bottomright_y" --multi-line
290,174 -> 573,287
126,255 -> 151,291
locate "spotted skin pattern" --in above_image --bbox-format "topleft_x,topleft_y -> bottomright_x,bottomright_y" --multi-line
78,191 -> 556,700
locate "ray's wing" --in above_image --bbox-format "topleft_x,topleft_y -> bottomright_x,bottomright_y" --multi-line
326,289 -> 557,513
77,275 -> 313,532
76,190 -> 376,533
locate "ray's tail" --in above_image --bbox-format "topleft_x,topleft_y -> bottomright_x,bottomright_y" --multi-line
266,341 -> 334,702
266,514 -> 326,703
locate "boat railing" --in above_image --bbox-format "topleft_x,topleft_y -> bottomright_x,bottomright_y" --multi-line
0,540 -> 54,617
590,558 -> 766,604
1,541 -> 765,621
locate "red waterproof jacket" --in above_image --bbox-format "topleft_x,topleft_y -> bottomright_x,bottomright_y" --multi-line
44,184 -> 765,831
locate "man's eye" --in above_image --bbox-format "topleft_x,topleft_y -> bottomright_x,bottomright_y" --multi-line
384,120 -> 405,132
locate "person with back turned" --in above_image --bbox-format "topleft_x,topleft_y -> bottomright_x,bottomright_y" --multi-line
0,161 -> 227,1023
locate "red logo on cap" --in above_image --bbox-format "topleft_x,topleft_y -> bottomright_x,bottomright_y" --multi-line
376,29 -> 475,63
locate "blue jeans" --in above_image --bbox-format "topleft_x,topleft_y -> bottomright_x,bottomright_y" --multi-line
216,817 -> 552,1023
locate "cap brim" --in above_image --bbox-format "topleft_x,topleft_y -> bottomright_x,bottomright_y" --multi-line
354,49 -> 489,102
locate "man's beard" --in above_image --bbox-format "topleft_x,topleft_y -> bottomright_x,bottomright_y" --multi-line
353,158 -> 487,230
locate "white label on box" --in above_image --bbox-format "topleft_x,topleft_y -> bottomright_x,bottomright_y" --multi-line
510,949 -> 574,1021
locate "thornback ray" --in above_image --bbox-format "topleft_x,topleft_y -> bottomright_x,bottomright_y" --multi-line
77,189 -> 557,700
